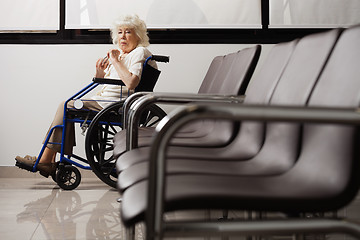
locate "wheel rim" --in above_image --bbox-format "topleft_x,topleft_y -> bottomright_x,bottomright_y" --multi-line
88,119 -> 120,187
86,102 -> 123,188
85,102 -> 167,188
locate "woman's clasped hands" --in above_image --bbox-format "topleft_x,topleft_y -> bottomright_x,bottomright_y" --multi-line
107,49 -> 121,63
95,49 -> 121,77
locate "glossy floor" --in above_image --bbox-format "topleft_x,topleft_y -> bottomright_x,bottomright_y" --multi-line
1,167 -> 360,240
0,171 -> 126,240
0,168 -> 216,240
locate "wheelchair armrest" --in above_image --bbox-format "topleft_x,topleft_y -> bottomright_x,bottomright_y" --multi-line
151,55 -> 170,63
92,77 -> 126,86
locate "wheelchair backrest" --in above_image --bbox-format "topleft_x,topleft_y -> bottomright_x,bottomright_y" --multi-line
134,55 -> 169,92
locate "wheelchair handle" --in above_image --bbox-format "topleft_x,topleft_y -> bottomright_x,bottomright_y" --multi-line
150,55 -> 170,63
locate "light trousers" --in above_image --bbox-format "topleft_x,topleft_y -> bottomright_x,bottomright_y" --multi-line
43,100 -> 102,155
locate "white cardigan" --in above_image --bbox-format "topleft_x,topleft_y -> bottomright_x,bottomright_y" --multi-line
92,46 -> 157,108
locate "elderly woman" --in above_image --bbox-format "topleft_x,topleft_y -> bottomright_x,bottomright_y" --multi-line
15,14 -> 156,177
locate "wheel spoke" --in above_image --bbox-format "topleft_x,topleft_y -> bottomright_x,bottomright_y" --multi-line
85,102 -> 167,188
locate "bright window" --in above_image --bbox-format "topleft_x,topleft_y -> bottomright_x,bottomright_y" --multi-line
270,0 -> 360,28
65,0 -> 262,29
0,0 -> 59,31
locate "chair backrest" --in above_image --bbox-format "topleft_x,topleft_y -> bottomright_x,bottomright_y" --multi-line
204,45 -> 261,95
246,28 -> 342,173
197,56 -> 223,94
169,45 -> 261,147
220,39 -> 299,159
227,25 -> 360,211
215,28 -> 342,170
295,25 -> 360,209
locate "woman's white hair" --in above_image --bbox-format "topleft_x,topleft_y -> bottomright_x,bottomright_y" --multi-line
111,14 -> 150,47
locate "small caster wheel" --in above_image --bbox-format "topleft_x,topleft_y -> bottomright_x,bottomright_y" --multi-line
56,165 -> 81,190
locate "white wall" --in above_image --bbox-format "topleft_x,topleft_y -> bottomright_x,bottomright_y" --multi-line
0,43 -> 271,166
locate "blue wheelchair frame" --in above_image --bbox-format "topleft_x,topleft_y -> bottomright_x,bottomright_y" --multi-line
36,83 -> 123,172
30,55 -> 169,189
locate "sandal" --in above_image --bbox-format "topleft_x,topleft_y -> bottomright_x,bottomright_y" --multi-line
15,155 -> 57,178
15,155 -> 37,172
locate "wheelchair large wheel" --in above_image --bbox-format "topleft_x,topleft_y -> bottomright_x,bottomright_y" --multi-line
85,101 -> 166,188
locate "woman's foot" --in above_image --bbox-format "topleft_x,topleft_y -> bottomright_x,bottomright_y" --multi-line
15,155 -> 37,171
38,163 -> 57,178
15,155 -> 57,178
15,155 -> 37,164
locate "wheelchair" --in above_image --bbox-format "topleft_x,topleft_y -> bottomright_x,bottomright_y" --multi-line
16,55 -> 169,190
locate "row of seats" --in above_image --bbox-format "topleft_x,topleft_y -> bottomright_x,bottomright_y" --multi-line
115,25 -> 360,239
113,44 -> 262,157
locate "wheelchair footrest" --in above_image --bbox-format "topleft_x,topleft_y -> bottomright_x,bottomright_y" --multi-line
15,161 -> 35,172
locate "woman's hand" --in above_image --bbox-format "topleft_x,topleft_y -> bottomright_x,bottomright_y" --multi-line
95,56 -> 109,78
107,49 -> 121,64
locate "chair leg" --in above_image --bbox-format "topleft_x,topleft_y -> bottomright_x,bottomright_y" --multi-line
124,226 -> 135,240
222,210 -> 229,220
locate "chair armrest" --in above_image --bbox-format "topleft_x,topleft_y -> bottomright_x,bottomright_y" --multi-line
126,93 -> 245,150
135,92 -> 244,104
123,92 -> 244,127
158,103 -> 360,132
92,77 -> 125,86
122,92 -> 154,128
146,103 -> 360,234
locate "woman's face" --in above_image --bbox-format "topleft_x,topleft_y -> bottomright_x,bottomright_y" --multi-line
117,26 -> 139,54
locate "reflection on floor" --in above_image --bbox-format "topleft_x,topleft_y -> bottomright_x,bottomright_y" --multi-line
1,167 -> 359,240
0,174 -> 126,240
